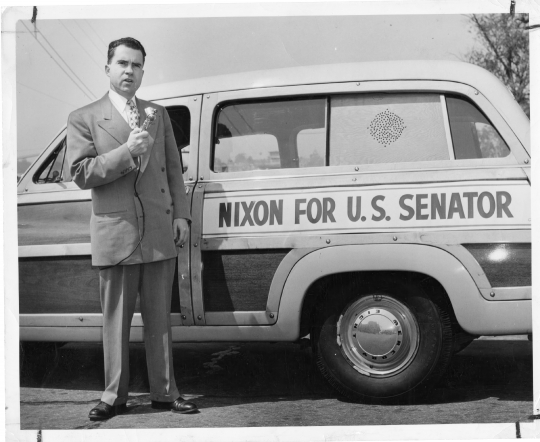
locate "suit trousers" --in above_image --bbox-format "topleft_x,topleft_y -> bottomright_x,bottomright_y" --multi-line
99,258 -> 180,406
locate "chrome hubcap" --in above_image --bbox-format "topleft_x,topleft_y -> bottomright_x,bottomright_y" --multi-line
353,309 -> 402,358
337,295 -> 419,377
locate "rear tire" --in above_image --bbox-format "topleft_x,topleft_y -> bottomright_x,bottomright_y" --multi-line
313,277 -> 453,403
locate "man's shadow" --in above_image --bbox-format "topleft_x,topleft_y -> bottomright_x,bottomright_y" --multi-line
20,338 -> 533,412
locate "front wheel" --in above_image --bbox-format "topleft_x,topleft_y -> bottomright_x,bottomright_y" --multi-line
313,278 -> 453,403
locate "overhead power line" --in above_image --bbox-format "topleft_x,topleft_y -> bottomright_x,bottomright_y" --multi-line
75,20 -> 106,57
58,21 -> 104,73
17,81 -> 80,107
85,20 -> 107,46
21,21 -> 96,101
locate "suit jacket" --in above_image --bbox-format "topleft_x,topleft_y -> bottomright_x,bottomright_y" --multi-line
67,93 -> 191,267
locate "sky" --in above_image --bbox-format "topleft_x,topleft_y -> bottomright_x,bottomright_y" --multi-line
15,14 -> 479,174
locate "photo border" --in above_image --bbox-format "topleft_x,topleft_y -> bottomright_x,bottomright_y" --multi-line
3,1 -> 539,440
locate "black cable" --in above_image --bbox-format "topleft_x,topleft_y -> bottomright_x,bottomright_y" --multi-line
100,156 -> 145,270
100,111 -> 156,270
17,82 -> 80,107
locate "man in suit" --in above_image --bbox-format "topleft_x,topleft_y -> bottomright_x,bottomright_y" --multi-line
67,37 -> 197,420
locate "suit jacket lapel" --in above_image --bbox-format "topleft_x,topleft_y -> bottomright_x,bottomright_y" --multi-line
137,98 -> 160,176
97,93 -> 132,149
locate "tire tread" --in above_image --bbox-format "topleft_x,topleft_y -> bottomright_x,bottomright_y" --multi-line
312,274 -> 454,404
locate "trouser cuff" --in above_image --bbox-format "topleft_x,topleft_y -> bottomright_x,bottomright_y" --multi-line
101,394 -> 128,407
150,390 -> 180,403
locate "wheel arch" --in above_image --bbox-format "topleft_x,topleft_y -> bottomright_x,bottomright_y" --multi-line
299,270 -> 455,339
277,243 -> 530,338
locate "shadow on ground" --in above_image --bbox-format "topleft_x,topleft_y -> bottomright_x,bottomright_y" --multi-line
20,339 -> 532,404
19,338 -> 533,429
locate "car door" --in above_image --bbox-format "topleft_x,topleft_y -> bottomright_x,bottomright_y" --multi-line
152,95 -> 202,325
189,80 -> 530,330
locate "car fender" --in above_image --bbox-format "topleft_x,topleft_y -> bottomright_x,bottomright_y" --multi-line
276,243 -> 531,337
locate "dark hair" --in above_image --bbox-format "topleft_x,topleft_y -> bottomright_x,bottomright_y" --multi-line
107,37 -> 146,65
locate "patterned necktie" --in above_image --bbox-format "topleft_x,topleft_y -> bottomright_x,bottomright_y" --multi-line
127,99 -> 139,129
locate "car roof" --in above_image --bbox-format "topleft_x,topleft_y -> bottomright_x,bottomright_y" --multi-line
140,60 -> 500,98
137,60 -> 528,149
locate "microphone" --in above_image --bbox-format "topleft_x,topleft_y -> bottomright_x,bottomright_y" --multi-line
141,107 -> 157,131
135,108 -> 157,171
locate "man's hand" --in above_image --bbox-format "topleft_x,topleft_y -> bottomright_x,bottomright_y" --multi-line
173,218 -> 189,247
127,128 -> 151,157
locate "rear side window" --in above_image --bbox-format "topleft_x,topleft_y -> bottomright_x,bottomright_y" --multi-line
446,96 -> 510,159
330,94 -> 450,166
213,99 -> 327,172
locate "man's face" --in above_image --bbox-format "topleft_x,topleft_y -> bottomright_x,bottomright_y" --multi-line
105,45 -> 144,99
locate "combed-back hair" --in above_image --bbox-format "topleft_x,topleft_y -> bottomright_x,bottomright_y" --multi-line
107,37 -> 146,65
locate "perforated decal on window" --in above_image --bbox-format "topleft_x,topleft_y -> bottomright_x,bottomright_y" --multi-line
368,109 -> 406,147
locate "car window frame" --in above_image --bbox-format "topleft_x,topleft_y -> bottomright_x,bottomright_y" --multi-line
200,81 -> 525,183
18,130 -> 81,196
212,95 -> 328,173
33,137 -> 71,185
153,94 -> 202,185
444,93 -> 512,161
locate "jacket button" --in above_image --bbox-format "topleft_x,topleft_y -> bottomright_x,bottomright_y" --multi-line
166,209 -> 171,214
161,167 -> 165,172
161,189 -> 165,193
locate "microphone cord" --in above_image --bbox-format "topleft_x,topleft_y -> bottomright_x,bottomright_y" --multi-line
100,110 -> 156,271
100,156 -> 146,270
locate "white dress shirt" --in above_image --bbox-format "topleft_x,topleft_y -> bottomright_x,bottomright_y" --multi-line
109,90 -> 140,171
109,89 -> 138,126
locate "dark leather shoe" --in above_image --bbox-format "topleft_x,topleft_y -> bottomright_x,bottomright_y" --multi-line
151,397 -> 198,414
89,401 -> 127,421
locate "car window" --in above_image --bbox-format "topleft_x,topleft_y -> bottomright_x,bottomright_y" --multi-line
329,93 -> 450,166
211,92 -> 513,176
213,98 -> 327,172
297,127 -> 326,167
34,138 -> 72,184
214,134 -> 279,172
166,105 -> 191,173
445,96 -> 510,159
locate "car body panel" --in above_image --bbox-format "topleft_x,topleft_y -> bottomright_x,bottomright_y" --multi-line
18,61 -> 531,342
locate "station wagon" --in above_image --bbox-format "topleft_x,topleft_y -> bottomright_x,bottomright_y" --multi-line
18,60 -> 531,402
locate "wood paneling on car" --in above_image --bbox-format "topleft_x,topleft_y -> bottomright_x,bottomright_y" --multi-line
463,243 -> 531,287
202,250 -> 289,311
18,201 -> 92,246
19,257 -> 181,314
